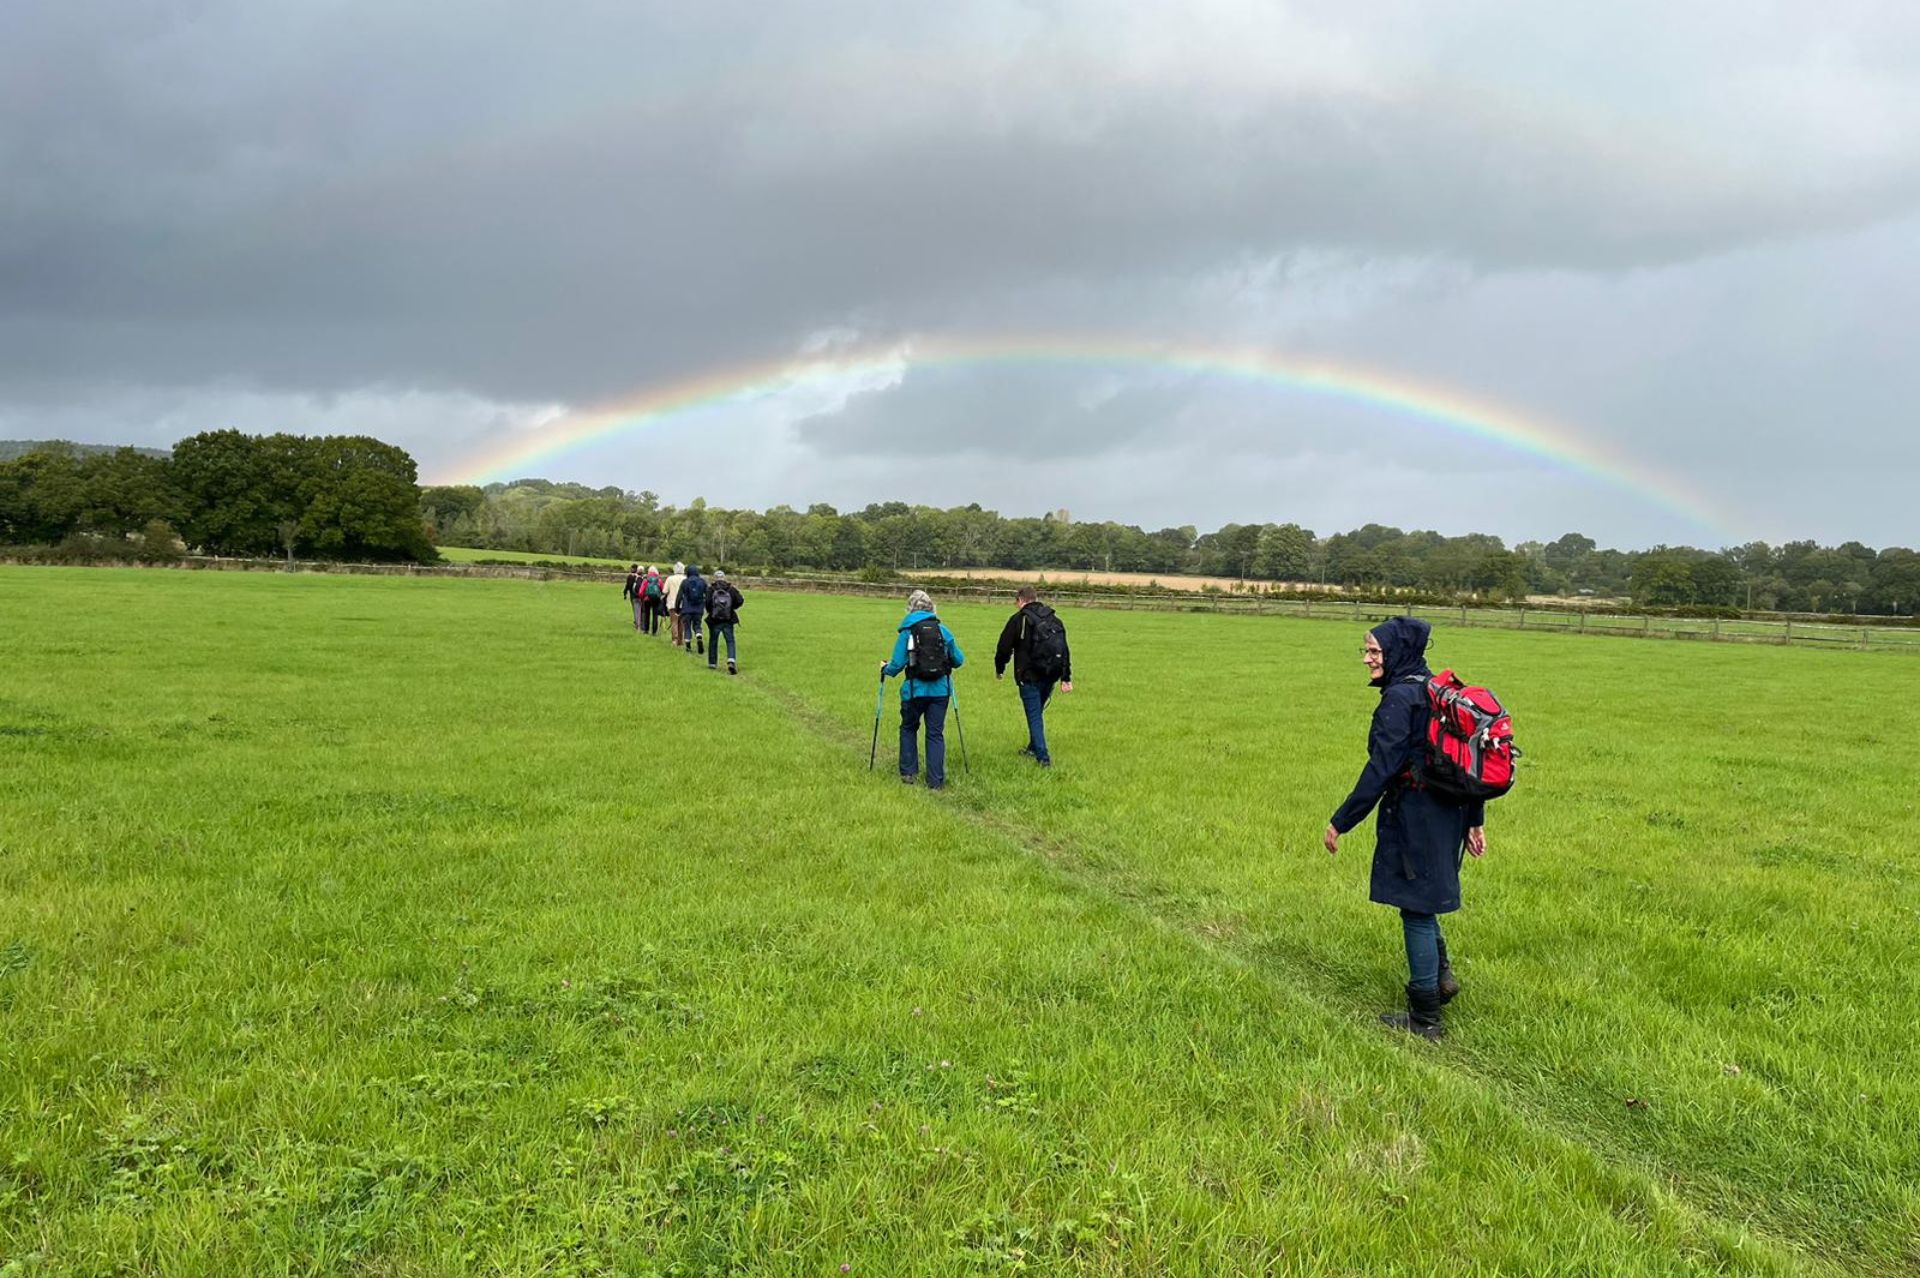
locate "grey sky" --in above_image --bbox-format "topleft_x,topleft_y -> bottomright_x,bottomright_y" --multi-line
6,1 -> 1918,546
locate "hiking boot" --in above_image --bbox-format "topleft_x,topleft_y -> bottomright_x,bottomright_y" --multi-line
1037,758 -> 1052,769
900,774 -> 916,786
1437,962 -> 1461,1006
727,661 -> 738,676
697,637 -> 705,654
1380,983 -> 1445,1041
1018,745 -> 1036,758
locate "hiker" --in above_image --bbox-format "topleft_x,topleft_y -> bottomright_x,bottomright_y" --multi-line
639,565 -> 666,634
1323,617 -> 1486,1041
621,564 -> 643,630
993,586 -> 1073,768
704,570 -> 745,674
880,589 -> 965,789
679,564 -> 709,656
663,562 -> 687,646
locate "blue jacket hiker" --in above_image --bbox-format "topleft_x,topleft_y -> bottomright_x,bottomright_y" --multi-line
678,565 -> 709,655
880,589 -> 965,789
1325,616 -> 1487,1042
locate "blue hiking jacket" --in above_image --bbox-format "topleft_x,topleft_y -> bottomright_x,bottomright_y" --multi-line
883,610 -> 965,700
678,568 -> 708,615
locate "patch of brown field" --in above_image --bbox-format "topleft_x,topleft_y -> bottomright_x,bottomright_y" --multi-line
902,566 -> 1341,594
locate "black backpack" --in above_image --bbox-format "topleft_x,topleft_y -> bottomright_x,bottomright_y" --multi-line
707,586 -> 737,625
905,616 -> 952,681
1021,608 -> 1068,679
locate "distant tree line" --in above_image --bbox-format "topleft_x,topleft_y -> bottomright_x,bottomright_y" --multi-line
425,478 -> 1920,616
5,434 -> 1914,614
0,432 -> 433,563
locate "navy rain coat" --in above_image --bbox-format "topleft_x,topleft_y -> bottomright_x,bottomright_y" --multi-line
1330,617 -> 1484,915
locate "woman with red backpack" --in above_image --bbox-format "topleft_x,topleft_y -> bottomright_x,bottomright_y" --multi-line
1323,616 -> 1486,1041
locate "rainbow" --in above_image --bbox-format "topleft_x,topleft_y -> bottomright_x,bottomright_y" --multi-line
435,335 -> 1735,538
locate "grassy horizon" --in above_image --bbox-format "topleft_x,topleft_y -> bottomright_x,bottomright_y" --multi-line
2,567 -> 1913,1275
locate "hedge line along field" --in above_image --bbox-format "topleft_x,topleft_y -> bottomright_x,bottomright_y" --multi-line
1,568 -> 1913,1276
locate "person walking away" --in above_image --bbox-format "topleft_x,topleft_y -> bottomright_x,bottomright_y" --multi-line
1323,617 -> 1486,1041
622,564 -> 643,630
993,586 -> 1073,767
881,589 -> 965,789
663,562 -> 687,646
705,570 -> 745,674
640,565 -> 665,634
679,564 -> 709,656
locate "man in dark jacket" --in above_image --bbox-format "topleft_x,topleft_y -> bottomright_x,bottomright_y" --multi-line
621,564 -> 643,631
993,587 -> 1073,768
1323,616 -> 1486,1041
678,565 -> 708,656
704,570 -> 744,675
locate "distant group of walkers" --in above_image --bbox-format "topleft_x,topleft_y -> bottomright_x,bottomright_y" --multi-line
617,570 -> 1508,1043
623,562 -> 745,674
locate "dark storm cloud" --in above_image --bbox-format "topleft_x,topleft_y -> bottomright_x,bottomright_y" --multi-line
8,0 -> 1920,405
5,0 -> 1920,543
797,365 -> 1200,461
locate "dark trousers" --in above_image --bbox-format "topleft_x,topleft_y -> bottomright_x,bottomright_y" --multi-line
899,696 -> 949,788
708,623 -> 737,666
640,599 -> 660,634
1017,677 -> 1057,763
682,613 -> 703,652
1400,910 -> 1449,992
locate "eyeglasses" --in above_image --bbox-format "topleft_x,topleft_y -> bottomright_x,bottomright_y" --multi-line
1360,647 -> 1383,658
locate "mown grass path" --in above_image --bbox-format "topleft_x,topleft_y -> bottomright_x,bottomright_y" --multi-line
2,568 -> 1913,1275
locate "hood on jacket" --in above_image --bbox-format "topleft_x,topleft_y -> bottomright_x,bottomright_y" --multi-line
1022,601 -> 1057,621
1370,616 -> 1432,686
685,565 -> 702,578
898,609 -> 937,632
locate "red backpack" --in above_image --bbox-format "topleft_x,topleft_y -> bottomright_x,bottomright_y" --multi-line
1415,670 -> 1518,802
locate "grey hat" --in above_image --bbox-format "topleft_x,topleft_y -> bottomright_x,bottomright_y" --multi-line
713,570 -> 727,580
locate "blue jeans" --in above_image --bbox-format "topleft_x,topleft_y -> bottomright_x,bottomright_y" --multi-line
899,696 -> 949,788
682,613 -> 702,650
708,623 -> 736,666
1400,910 -> 1448,992
1017,678 -> 1056,763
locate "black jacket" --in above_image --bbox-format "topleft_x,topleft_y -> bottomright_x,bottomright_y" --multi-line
1330,616 -> 1484,915
994,602 -> 1071,684
705,581 -> 744,622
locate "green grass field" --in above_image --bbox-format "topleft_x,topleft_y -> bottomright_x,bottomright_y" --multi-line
3,567 -> 1915,1276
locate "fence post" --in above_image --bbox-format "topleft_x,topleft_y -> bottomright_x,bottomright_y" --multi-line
1643,614 -> 1650,635
1518,608 -> 1526,630
1712,617 -> 1720,641
1579,610 -> 1587,634
1861,627 -> 1869,650
1784,620 -> 1792,645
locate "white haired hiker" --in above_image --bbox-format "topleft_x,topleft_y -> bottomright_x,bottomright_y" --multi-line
662,562 -> 687,646
879,589 -> 965,789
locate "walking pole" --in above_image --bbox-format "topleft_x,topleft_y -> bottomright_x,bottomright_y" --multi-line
951,678 -> 971,774
868,669 -> 887,771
